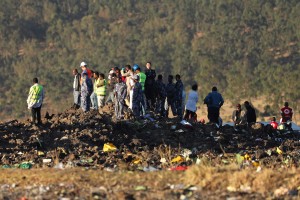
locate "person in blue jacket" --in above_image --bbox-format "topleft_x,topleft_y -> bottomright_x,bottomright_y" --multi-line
204,86 -> 224,124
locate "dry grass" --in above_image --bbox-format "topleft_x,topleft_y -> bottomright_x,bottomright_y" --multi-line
1,164 -> 300,198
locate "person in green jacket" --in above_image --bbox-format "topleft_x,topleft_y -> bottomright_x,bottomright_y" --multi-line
27,77 -> 44,125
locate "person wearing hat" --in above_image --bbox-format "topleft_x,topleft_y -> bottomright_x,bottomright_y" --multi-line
204,86 -> 224,124
132,75 -> 143,117
232,103 -> 244,126
80,61 -> 92,79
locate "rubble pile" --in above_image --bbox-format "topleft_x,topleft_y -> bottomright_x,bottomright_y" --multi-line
0,106 -> 300,170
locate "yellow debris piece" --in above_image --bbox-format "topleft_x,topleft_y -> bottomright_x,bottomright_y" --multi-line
252,160 -> 260,167
244,153 -> 251,161
276,147 -> 283,155
133,158 -> 142,164
103,143 -> 117,152
37,151 -> 44,156
171,155 -> 184,163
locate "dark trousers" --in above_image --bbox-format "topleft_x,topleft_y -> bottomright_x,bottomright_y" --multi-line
184,109 -> 196,121
207,107 -> 219,124
31,106 -> 42,124
145,85 -> 156,109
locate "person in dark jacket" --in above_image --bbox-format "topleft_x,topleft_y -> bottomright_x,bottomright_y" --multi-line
204,86 -> 224,124
155,74 -> 166,117
73,69 -> 81,109
166,75 -> 177,118
244,101 -> 256,124
175,74 -> 184,120
145,62 -> 156,110
81,71 -> 93,112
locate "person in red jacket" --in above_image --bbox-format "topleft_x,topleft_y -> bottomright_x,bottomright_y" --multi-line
280,102 -> 293,123
270,117 -> 278,130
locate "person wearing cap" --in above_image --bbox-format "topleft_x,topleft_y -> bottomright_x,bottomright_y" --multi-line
132,75 -> 143,117
280,102 -> 293,124
80,61 -> 92,79
204,86 -> 224,124
145,62 -> 156,110
27,77 -> 45,125
81,71 -> 93,112
72,69 -> 81,109
243,101 -> 256,124
114,77 -> 127,120
232,104 -> 244,126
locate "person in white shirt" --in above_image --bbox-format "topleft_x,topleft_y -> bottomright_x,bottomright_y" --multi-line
184,84 -> 198,121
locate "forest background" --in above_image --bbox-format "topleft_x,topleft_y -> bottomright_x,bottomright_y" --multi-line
0,0 -> 299,121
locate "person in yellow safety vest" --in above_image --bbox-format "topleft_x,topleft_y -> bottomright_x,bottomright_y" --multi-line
135,67 -> 147,115
95,73 -> 106,108
27,77 -> 45,125
90,71 -> 99,110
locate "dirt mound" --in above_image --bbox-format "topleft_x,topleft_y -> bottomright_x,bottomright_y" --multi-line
0,106 -> 300,170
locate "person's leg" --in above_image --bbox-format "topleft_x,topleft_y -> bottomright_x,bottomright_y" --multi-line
86,95 -> 91,112
31,108 -> 36,123
183,109 -> 189,120
170,100 -> 177,117
176,99 -> 183,119
211,107 -> 219,124
119,100 -> 125,118
36,106 -> 42,124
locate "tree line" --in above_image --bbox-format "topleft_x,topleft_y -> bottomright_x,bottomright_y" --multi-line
0,0 -> 299,119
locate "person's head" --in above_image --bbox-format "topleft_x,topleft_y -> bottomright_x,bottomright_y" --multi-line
146,62 -> 151,69
192,84 -> 198,91
158,74 -> 163,80
80,61 -> 87,70
133,64 -> 139,72
175,74 -> 181,81
33,78 -> 38,84
284,102 -> 289,107
135,67 -> 141,73
244,101 -> 250,108
271,116 -> 276,121
168,75 -> 173,83
82,71 -> 88,78
236,104 -> 241,111
212,86 -> 217,91
99,73 -> 105,80
125,65 -> 131,71
73,69 -> 78,75
111,73 -> 117,78
115,68 -> 120,75
94,71 -> 99,79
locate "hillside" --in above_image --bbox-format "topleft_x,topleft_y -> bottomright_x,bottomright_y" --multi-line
0,0 -> 299,119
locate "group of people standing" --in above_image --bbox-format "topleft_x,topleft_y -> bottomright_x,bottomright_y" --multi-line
26,61 -> 294,128
72,61 -> 189,120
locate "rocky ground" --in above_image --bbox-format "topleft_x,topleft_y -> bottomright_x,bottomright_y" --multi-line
0,105 -> 300,199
